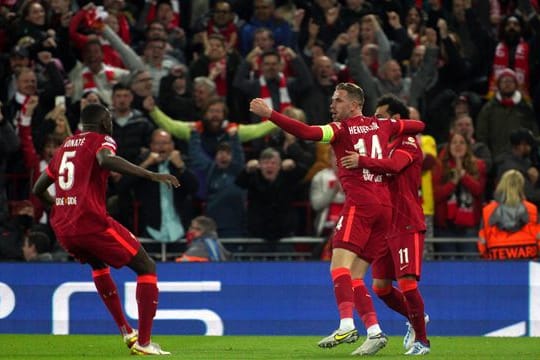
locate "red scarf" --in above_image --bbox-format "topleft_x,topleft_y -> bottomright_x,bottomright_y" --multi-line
207,19 -> 238,48
209,59 -> 227,96
82,66 -> 116,92
259,73 -> 291,112
488,39 -> 530,99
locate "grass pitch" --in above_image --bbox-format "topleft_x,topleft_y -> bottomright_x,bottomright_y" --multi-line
2,335 -> 539,359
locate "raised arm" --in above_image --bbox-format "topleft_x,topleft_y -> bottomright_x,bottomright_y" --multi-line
144,97 -> 192,141
237,121 -> 278,142
250,98 -> 326,141
96,148 -> 180,187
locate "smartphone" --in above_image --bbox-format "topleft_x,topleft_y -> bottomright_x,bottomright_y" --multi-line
55,95 -> 66,107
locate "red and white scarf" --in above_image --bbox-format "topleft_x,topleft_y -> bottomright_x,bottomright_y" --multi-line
488,39 -> 530,99
259,73 -> 291,112
209,59 -> 227,96
82,65 -> 116,93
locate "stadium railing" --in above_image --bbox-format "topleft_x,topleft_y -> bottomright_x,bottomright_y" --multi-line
139,236 -> 481,262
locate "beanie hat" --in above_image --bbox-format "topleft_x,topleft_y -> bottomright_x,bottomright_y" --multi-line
497,68 -> 518,84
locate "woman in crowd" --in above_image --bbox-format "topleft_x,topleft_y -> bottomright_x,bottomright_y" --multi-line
433,132 -> 487,257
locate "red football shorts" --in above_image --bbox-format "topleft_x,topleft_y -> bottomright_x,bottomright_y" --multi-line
372,231 -> 425,280
57,216 -> 141,268
332,202 -> 392,263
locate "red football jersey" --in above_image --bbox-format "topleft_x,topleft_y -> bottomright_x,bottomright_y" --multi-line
46,132 -> 117,236
329,115 -> 404,205
387,136 -> 426,233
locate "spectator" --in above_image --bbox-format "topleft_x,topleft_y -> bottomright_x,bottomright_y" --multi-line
109,83 -> 154,163
449,114 -> 493,173
192,0 -> 243,52
487,12 -> 539,101
145,96 -> 277,160
142,34 -> 180,96
175,216 -> 232,262
310,147 -> 344,239
135,20 -> 185,63
476,68 -> 538,158
347,22 -> 438,113
478,169 -> 540,260
267,106 -> 315,179
233,48 -> 312,123
68,39 -> 129,105
494,127 -> 540,207
298,55 -> 340,125
245,27 -> 294,77
235,147 -> 305,248
0,102 -> 20,223
192,76 -> 218,119
128,69 -> 154,114
189,34 -> 243,119
68,3 -> 126,68
433,132 -> 487,257
239,0 -> 293,56
128,129 -> 198,242
157,64 -> 196,121
21,230 -> 52,261
18,99 -> 65,223
0,46 -> 32,104
189,130 -> 247,238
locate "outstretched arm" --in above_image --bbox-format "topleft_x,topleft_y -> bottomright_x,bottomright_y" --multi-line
400,119 -> 425,135
341,149 -> 413,173
250,98 -> 325,141
96,148 -> 180,187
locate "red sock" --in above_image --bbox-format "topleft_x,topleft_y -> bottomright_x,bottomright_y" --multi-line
398,279 -> 428,343
352,278 -> 378,328
372,284 -> 409,318
331,268 -> 354,319
136,274 -> 158,346
92,268 -> 133,335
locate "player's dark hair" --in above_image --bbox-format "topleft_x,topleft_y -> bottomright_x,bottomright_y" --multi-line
376,94 -> 410,119
336,82 -> 364,108
81,103 -> 110,127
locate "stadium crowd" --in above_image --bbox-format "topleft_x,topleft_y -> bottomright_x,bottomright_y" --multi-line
1,0 -> 539,261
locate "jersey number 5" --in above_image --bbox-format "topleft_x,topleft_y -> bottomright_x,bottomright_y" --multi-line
59,151 -> 76,190
353,135 -> 382,158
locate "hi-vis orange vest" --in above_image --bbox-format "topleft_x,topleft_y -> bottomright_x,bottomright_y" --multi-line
478,200 -> 540,260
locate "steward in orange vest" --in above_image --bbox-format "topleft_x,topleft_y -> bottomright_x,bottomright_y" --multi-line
478,200 -> 540,260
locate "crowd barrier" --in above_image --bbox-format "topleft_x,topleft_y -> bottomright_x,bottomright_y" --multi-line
0,261 -> 538,336
140,236 -> 481,262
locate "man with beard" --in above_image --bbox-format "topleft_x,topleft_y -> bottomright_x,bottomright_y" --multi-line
143,95 -> 277,197
487,13 -> 539,101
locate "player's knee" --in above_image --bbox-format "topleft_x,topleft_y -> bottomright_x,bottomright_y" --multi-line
372,283 -> 392,297
397,278 -> 418,293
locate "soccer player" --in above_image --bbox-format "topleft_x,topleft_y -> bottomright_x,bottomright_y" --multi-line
250,83 -> 425,356
341,94 -> 430,355
32,104 -> 178,356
